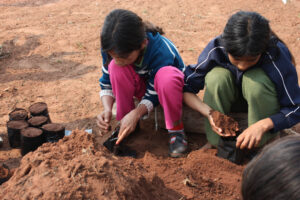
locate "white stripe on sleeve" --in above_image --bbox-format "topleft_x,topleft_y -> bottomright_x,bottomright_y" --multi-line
102,65 -> 109,74
266,52 -> 295,105
186,46 -> 224,83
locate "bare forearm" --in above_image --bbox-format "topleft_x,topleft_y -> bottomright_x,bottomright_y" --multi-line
257,118 -> 274,133
132,104 -> 148,119
183,92 -> 211,117
101,95 -> 114,111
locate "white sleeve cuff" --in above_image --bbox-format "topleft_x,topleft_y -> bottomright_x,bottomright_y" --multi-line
99,90 -> 115,98
138,99 -> 154,119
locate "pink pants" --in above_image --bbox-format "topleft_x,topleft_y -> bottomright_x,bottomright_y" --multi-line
108,60 -> 184,129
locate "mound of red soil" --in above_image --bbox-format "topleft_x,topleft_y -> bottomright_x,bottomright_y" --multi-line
182,150 -> 243,199
0,130 -> 182,200
0,130 -> 244,199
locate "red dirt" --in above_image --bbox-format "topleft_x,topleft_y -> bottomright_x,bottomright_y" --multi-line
28,102 -> 48,115
210,110 -> 239,135
6,120 -> 29,130
0,0 -> 299,199
27,115 -> 48,126
0,165 -> 10,180
21,127 -> 43,137
9,108 -> 28,121
42,123 -> 64,132
0,130 -> 243,199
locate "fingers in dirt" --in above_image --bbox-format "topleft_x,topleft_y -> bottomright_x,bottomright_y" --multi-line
116,127 -> 130,145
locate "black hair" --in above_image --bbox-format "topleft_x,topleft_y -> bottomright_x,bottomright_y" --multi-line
242,135 -> 300,200
221,11 -> 295,65
101,9 -> 164,58
221,11 -> 270,57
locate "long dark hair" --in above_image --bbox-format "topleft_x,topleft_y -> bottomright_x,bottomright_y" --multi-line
242,135 -> 300,200
101,9 -> 164,58
221,11 -> 295,65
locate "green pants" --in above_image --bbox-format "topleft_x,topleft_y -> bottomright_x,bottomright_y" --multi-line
203,67 -> 280,147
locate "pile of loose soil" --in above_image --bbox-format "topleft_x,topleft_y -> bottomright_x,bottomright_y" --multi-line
0,130 -> 182,200
182,150 -> 242,199
0,130 -> 244,199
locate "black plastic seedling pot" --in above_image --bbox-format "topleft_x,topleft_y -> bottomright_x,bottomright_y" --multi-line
29,102 -> 51,122
103,127 -> 137,158
217,136 -> 245,165
8,108 -> 29,121
42,123 -> 65,143
6,120 -> 29,148
21,127 -> 45,156
28,116 -> 49,128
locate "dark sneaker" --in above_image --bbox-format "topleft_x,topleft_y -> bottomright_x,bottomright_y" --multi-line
169,131 -> 188,158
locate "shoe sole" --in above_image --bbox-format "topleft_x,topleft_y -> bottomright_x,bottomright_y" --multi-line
169,152 -> 186,158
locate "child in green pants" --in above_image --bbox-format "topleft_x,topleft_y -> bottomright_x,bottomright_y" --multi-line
183,11 -> 300,150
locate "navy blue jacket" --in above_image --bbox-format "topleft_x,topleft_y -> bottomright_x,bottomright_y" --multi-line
184,36 -> 300,132
100,32 -> 185,112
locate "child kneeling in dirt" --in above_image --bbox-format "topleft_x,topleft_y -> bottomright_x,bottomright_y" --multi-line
184,11 -> 300,150
96,9 -> 187,157
242,135 -> 300,200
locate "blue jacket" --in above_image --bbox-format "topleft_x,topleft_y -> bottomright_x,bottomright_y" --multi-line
184,36 -> 300,132
99,32 -> 185,112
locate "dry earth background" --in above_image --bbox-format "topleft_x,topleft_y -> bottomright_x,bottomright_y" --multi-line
0,0 -> 299,199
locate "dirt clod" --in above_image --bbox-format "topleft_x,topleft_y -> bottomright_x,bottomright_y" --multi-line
210,110 -> 239,136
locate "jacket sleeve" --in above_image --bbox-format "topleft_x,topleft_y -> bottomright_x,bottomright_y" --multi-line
270,105 -> 300,132
266,43 -> 300,132
99,50 -> 114,98
184,38 -> 224,94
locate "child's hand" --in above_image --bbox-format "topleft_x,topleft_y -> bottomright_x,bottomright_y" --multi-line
116,110 -> 139,145
208,110 -> 238,137
236,124 -> 264,149
208,113 -> 224,136
96,110 -> 112,132
236,118 -> 274,149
